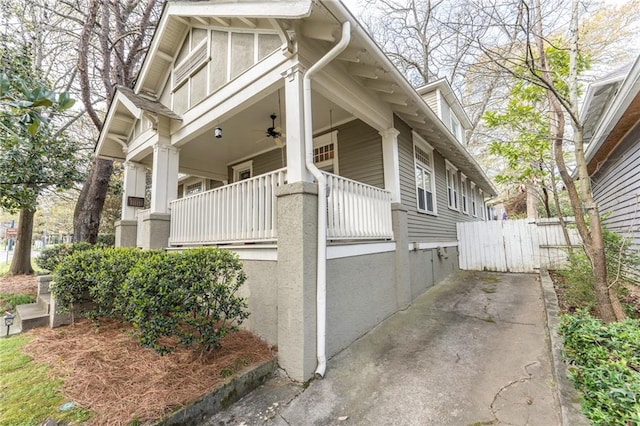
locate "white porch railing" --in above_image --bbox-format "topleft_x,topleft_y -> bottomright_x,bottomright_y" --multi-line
169,168 -> 287,246
323,172 -> 393,240
167,168 -> 393,246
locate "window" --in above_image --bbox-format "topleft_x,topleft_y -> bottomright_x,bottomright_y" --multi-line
461,174 -> 468,214
232,160 -> 253,182
470,182 -> 477,217
185,181 -> 203,196
450,114 -> 462,142
445,160 -> 459,211
479,189 -> 486,220
413,133 -> 437,214
313,131 -> 339,173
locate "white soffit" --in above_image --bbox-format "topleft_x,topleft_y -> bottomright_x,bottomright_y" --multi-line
167,1 -> 313,19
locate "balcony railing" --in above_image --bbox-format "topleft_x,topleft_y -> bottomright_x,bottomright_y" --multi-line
167,168 -> 393,246
169,168 -> 287,246
322,172 -> 393,240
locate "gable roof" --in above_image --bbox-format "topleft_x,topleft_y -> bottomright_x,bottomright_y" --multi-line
583,55 -> 640,175
98,0 -> 496,196
117,86 -> 182,120
417,78 -> 473,130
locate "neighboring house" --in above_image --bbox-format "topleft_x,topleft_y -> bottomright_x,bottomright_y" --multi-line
95,0 -> 495,382
582,55 -> 640,253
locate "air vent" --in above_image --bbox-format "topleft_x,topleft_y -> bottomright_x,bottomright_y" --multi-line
173,40 -> 209,88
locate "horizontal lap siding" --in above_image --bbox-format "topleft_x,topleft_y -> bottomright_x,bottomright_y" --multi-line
592,122 -> 640,251
396,117 -> 479,242
228,148 -> 285,181
335,119 -> 384,188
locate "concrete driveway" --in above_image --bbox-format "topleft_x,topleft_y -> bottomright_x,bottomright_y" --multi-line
206,271 -> 562,425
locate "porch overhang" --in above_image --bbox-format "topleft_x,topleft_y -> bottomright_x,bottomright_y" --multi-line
95,86 -> 182,161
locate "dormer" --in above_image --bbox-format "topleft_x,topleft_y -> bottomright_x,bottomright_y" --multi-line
417,78 -> 471,144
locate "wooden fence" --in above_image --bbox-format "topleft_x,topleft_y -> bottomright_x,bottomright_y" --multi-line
457,218 -> 582,273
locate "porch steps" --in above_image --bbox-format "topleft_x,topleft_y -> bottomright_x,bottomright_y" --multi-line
14,276 -> 53,333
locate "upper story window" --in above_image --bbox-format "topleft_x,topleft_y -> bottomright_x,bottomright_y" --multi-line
445,160 -> 459,211
413,132 -> 436,214
313,131 -> 339,173
461,174 -> 468,214
450,114 -> 462,142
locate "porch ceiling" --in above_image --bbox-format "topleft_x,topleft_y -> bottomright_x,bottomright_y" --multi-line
177,86 -> 352,180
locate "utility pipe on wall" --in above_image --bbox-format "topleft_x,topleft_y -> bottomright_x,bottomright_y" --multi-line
303,21 -> 351,379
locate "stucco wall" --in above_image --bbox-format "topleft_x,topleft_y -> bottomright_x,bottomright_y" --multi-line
237,259 -> 278,345
326,251 -> 397,358
409,247 -> 459,301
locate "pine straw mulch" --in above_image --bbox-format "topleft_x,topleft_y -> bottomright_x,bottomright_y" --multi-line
0,273 -> 37,295
22,318 -> 275,426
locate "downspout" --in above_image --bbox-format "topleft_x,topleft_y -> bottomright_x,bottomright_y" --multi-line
303,21 -> 351,379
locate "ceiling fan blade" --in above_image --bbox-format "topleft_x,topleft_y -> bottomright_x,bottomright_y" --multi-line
275,137 -> 286,148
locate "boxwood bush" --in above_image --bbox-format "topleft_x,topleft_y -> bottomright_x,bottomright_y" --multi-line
52,247 -> 249,356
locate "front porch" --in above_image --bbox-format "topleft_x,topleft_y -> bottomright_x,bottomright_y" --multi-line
130,168 -> 393,248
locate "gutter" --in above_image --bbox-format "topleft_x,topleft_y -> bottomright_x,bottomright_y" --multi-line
303,21 -> 351,379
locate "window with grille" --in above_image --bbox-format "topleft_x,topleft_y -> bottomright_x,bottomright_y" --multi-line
313,131 -> 338,173
185,181 -> 203,196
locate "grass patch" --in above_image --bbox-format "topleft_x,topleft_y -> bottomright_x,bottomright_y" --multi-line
0,263 -> 9,277
0,293 -> 36,312
0,335 -> 92,425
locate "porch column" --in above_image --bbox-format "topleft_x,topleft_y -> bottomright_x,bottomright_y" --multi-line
380,128 -> 401,203
283,64 -> 313,183
276,182 -> 318,381
150,144 -> 179,214
115,161 -> 146,247
140,143 -> 179,249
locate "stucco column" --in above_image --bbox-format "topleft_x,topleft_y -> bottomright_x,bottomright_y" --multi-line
380,128 -> 401,203
283,64 -> 313,183
392,202 -> 411,308
276,182 -> 318,382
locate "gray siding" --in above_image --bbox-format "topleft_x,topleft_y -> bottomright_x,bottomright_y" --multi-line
396,116 -> 479,242
422,91 -> 439,116
228,148 -> 286,181
334,119 -> 384,188
592,122 -> 640,251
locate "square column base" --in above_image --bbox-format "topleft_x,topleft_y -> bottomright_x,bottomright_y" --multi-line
140,212 -> 171,249
115,220 -> 138,247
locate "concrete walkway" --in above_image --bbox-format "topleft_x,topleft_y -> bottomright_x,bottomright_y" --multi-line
206,271 -> 562,425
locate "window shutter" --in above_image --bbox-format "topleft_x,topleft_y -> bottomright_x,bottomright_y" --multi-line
174,40 -> 209,88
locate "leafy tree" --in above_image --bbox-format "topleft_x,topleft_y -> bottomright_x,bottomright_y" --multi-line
0,48 -> 82,274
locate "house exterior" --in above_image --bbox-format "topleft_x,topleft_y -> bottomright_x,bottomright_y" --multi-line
95,0 -> 495,382
582,55 -> 640,253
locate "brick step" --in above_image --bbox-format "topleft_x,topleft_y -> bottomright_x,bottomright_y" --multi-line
16,303 -> 49,332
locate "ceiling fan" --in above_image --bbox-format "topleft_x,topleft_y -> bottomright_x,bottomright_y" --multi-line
257,113 -> 286,148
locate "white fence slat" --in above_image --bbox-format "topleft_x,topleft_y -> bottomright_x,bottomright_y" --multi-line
457,218 -> 581,273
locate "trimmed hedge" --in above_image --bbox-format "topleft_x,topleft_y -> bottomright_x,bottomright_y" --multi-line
35,242 -> 98,273
52,247 -> 249,356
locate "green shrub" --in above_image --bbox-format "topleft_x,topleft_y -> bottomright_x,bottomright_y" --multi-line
560,312 -> 640,425
559,228 -> 640,311
125,248 -> 248,355
51,249 -> 107,317
51,246 -> 249,356
36,242 -> 97,273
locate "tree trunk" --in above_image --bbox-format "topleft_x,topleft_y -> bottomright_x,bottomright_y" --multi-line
10,208 -> 34,275
73,157 -> 113,243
